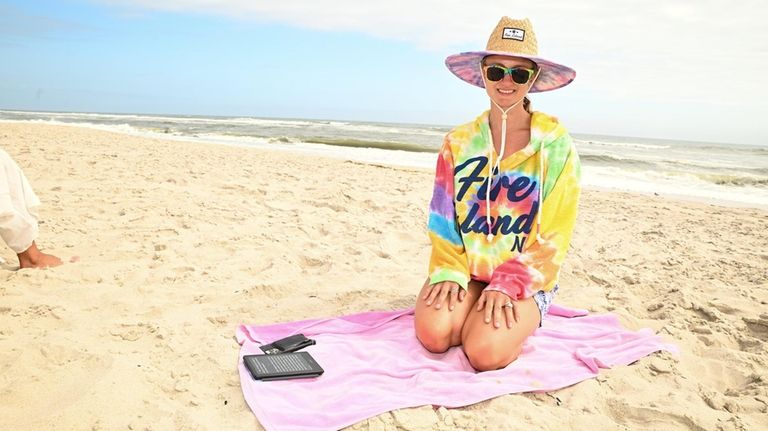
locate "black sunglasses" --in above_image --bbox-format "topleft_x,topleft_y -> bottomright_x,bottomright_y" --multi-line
484,65 -> 536,84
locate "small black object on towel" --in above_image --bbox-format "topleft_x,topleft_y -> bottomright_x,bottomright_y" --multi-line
259,334 -> 316,355
243,352 -> 324,381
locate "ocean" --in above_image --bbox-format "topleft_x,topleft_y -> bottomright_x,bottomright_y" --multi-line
1,109 -> 766,209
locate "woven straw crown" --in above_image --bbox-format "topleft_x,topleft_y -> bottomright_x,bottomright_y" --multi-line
445,17 -> 575,93
486,17 -> 538,56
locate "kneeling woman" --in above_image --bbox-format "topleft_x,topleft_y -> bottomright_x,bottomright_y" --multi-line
415,17 -> 581,371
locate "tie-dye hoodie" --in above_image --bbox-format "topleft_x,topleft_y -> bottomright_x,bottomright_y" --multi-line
427,110 -> 580,300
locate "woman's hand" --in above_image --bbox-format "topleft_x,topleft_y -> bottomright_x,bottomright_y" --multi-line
476,290 -> 518,329
423,281 -> 466,311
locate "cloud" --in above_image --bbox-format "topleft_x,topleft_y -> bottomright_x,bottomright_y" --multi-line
93,0 -> 766,102
85,0 -> 768,134
92,1 -> 766,52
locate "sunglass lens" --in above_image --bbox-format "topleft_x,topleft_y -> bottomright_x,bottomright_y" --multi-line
486,66 -> 505,82
510,69 -> 531,84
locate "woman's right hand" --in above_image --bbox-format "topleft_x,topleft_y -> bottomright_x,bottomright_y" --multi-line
422,281 -> 466,311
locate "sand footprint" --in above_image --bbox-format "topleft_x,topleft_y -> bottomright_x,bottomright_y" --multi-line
3,343 -> 112,422
742,314 -> 768,341
305,200 -> 346,213
244,283 -> 284,299
108,322 -> 160,342
298,254 -> 332,274
604,398 -> 709,430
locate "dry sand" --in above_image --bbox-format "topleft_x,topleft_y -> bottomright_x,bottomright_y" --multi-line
1,122 -> 766,430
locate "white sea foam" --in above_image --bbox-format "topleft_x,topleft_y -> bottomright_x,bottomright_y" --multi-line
0,110 -> 320,128
0,110 -> 443,136
174,132 -> 437,169
583,166 -> 768,209
0,110 -> 191,124
328,121 -> 444,136
575,139 -> 671,150
0,118 -> 149,136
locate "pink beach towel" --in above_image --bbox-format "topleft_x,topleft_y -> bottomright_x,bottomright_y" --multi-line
236,304 -> 677,431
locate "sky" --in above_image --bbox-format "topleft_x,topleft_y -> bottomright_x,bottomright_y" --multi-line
0,0 -> 766,145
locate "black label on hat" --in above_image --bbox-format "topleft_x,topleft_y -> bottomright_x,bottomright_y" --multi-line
502,28 -> 525,41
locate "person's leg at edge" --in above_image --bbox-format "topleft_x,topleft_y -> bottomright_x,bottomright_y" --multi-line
17,241 -> 62,269
1,149 -> 67,269
414,278 -> 484,353
460,290 -> 541,371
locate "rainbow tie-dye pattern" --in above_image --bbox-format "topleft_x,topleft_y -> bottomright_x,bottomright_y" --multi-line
427,110 -> 581,299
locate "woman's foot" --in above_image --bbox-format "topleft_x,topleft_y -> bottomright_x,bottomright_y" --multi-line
17,242 -> 63,269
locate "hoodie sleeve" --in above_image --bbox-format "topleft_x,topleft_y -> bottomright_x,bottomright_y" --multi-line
484,132 -> 581,299
427,140 -> 470,290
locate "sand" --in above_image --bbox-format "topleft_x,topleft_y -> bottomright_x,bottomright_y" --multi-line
1,122 -> 766,431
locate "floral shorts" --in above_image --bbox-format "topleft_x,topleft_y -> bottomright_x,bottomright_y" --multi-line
532,285 -> 559,327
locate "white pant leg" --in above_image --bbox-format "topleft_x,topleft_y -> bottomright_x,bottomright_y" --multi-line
0,148 -> 41,253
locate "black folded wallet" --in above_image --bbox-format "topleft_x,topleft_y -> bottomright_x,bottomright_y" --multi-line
243,352 -> 324,381
259,333 -> 316,355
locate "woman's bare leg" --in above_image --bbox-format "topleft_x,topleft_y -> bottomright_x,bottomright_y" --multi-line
414,279 -> 484,353
460,296 -> 541,371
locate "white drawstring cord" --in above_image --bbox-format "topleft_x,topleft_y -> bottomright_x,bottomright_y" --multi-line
481,66 -> 541,242
485,98 -> 522,241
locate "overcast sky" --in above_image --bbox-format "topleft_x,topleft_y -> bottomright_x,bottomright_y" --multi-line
1,0 -> 766,145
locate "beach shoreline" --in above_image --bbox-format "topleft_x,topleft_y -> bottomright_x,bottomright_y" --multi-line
2,119 -> 766,212
1,122 -> 766,430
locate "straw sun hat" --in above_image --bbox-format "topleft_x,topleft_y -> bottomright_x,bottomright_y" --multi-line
445,17 -> 575,92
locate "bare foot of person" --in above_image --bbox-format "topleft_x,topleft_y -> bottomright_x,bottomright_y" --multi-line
17,241 -> 63,269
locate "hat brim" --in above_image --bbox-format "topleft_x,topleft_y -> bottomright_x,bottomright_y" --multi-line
445,51 -> 576,92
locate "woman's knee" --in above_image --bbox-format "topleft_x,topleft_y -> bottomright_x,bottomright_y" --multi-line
414,278 -> 471,353
415,307 -> 470,352
462,336 -> 522,371
415,311 -> 465,353
415,322 -> 453,353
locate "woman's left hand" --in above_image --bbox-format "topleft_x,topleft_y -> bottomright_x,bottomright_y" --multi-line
476,290 -> 518,329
